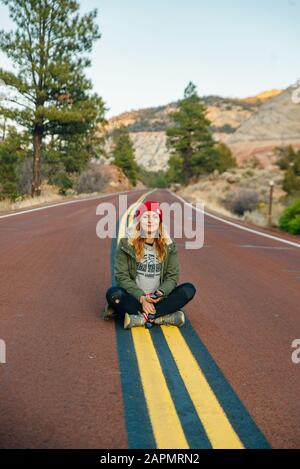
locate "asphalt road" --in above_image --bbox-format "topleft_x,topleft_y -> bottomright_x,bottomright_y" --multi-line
0,188 -> 299,448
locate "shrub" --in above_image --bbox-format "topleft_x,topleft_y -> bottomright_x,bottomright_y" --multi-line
279,199 -> 300,235
15,156 -> 33,196
282,168 -> 300,195
275,146 -> 300,195
222,189 -> 259,216
50,171 -> 73,195
0,180 -> 20,202
138,167 -> 169,188
0,129 -> 23,201
74,165 -> 109,194
216,142 -> 237,173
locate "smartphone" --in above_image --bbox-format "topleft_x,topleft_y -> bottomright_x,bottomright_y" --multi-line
150,292 -> 164,300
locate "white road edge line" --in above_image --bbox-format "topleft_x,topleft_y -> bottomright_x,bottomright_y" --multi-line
168,190 -> 300,249
0,188 -> 146,220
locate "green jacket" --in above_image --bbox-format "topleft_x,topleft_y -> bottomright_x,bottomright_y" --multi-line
114,228 -> 179,301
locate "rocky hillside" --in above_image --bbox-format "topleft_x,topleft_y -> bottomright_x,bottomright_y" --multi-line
242,89 -> 282,104
98,96 -> 260,171
226,86 -> 300,167
97,87 -> 300,172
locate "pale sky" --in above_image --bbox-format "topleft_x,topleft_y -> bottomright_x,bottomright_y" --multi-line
0,0 -> 299,117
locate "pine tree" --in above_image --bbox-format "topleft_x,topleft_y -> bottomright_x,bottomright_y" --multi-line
215,142 -> 236,173
112,126 -> 138,186
166,81 -> 219,185
275,145 -> 300,195
0,0 -> 106,197
0,126 -> 29,200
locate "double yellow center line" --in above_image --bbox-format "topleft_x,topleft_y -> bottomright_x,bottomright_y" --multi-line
116,192 -> 244,449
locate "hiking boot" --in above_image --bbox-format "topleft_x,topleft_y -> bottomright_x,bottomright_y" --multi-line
154,310 -> 185,327
102,304 -> 119,320
124,312 -> 146,329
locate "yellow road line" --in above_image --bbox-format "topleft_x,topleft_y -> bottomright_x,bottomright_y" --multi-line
116,190 -> 243,448
132,328 -> 189,449
162,326 -> 244,449
117,191 -> 189,448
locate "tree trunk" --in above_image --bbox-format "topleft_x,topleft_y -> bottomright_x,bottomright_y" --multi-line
31,126 -> 43,197
183,147 -> 192,186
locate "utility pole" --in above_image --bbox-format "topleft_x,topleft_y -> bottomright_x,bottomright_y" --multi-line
268,180 -> 274,226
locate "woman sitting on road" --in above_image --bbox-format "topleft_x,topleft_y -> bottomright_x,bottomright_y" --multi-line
104,200 -> 196,329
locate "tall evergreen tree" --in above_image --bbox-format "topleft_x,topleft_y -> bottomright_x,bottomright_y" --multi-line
0,0 -> 106,197
166,81 -> 219,185
215,141 -> 236,172
112,126 -> 138,186
275,145 -> 300,195
0,126 -> 30,200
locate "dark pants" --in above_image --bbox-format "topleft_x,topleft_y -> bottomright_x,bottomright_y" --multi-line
106,282 -> 196,319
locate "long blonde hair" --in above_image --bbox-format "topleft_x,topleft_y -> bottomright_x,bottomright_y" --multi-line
128,220 -> 168,262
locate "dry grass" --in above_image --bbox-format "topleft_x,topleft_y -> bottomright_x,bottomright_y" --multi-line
0,181 -> 104,214
177,165 -> 287,228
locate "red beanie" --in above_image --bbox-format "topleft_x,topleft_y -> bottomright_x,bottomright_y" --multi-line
135,200 -> 163,222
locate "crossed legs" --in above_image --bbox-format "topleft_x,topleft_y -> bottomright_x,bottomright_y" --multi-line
106,283 -> 196,320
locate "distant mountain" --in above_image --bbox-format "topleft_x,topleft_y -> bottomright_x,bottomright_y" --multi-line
241,89 -> 282,105
97,88 -> 299,171
226,86 -> 300,167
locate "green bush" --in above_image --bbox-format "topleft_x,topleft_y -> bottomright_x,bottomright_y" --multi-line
0,127 -> 27,201
0,180 -> 20,202
50,171 -> 73,195
138,167 -> 169,188
279,199 -> 300,234
215,142 -> 237,173
275,146 -> 300,195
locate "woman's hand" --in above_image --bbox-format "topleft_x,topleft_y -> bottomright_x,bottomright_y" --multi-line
146,290 -> 164,304
139,295 -> 156,315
